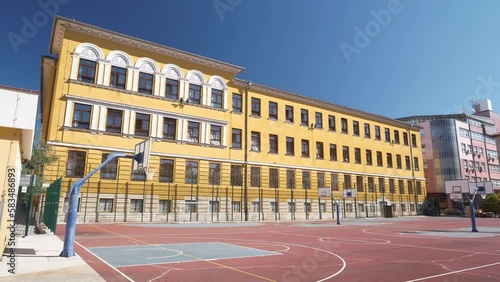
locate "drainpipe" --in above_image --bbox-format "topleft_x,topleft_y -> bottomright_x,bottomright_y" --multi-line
244,81 -> 252,221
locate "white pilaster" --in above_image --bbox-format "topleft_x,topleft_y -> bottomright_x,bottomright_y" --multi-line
129,111 -> 136,135
98,106 -> 107,131
157,116 -> 164,138
69,53 -> 80,80
223,89 -> 228,110
176,118 -> 183,141
64,100 -> 74,127
122,110 -> 130,135
96,59 -> 107,85
90,105 -> 100,131
202,84 -> 210,106
201,123 -> 207,144
181,119 -> 188,141
222,126 -> 227,146
179,78 -> 188,100
159,76 -> 166,98
102,62 -> 112,86
150,114 -> 158,138
126,67 -> 134,91
153,73 -> 161,96
132,68 -> 140,92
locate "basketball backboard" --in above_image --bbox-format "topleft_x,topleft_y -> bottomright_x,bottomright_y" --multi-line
343,189 -> 356,198
449,193 -> 462,202
469,181 -> 494,195
133,138 -> 151,171
444,180 -> 469,194
318,187 -> 331,198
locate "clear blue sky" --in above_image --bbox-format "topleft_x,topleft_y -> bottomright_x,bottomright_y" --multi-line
2,0 -> 500,119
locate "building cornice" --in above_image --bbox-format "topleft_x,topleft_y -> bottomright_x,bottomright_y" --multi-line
233,78 -> 418,131
50,16 -> 245,76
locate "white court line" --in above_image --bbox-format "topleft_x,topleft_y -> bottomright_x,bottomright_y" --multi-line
406,261 -> 500,282
75,241 -> 134,282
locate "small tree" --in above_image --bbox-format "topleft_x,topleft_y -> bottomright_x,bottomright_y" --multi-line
480,194 -> 500,215
22,140 -> 58,190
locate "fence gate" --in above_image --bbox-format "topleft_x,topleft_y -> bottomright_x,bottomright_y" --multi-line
42,178 -> 62,233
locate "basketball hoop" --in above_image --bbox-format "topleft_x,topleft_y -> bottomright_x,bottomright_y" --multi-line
145,167 -> 157,181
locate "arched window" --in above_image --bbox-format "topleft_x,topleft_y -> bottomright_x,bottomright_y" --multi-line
162,64 -> 183,100
106,51 -> 132,90
74,43 -> 103,83
208,76 -> 227,109
186,70 -> 205,105
136,58 -> 159,95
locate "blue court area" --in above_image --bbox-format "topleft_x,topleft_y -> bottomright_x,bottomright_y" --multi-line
401,227 -> 500,238
89,242 -> 279,267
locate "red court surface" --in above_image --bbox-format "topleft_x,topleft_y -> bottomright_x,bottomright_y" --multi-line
57,217 -> 500,282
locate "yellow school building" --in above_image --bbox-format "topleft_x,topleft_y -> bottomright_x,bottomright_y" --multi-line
41,17 -> 425,223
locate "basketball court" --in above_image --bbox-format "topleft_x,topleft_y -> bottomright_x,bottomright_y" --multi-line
57,216 -> 500,282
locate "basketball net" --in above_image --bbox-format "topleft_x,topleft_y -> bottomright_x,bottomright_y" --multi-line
145,167 -> 157,181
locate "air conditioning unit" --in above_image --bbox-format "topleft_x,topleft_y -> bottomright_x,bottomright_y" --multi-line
465,150 -> 470,155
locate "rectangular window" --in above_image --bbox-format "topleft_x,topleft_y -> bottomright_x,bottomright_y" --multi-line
385,128 -> 391,142
231,165 -> 242,186
185,200 -> 197,213
389,179 -> 395,193
269,134 -> 278,153
252,201 -> 261,212
73,103 -> 92,129
131,164 -> 146,181
209,201 -> 220,212
342,146 -> 349,162
414,157 -> 420,171
138,72 -> 153,94
375,126 -> 381,140
78,59 -> 96,83
287,170 -> 296,189
368,177 -> 375,192
366,149 -> 372,165
346,203 -> 353,212
353,121 -> 359,136
394,130 -> 400,144
159,200 -> 171,213
354,148 -> 361,164
188,84 -> 201,104
304,202 -> 312,212
285,105 -> 294,122
328,115 -> 336,131
100,153 -> 118,179
232,128 -> 242,148
416,181 -> 422,195
159,159 -> 174,183
135,113 -> 150,137
98,199 -> 113,213
270,202 -> 279,212
165,78 -> 179,99
344,174 -> 351,189
286,137 -> 295,155
209,163 -> 221,185
130,199 -> 143,212
211,89 -> 223,108
269,101 -> 278,119
110,66 -> 126,89
329,144 -> 337,161
364,123 -> 371,138
210,125 -> 222,146
387,153 -> 393,168
251,97 -> 261,116
269,168 -> 279,188
317,172 -> 325,188
316,142 -> 324,159
301,139 -> 310,157
411,134 -> 417,147
301,109 -> 309,126
187,121 -> 200,143
399,179 -> 405,194
288,202 -> 296,212
331,173 -> 339,191
341,118 -> 348,134
396,155 -> 402,169
405,156 -> 411,170
302,171 -> 310,189
232,201 -> 241,212
232,93 -> 242,113
315,112 -> 323,128
403,132 -> 409,145
379,177 -> 385,193
66,150 -> 86,177
163,118 -> 176,140
106,109 -> 122,133
358,204 -> 365,213
251,131 -> 261,151
377,151 -> 383,166
408,180 -> 414,194
356,175 -> 363,192
185,161 -> 198,184
251,167 -> 261,187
